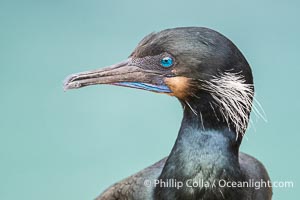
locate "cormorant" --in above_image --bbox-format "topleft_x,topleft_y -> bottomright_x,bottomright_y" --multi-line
64,27 -> 272,200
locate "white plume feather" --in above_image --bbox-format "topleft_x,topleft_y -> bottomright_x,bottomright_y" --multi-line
201,72 -> 262,138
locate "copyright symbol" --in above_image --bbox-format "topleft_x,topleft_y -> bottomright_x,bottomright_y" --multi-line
144,180 -> 152,187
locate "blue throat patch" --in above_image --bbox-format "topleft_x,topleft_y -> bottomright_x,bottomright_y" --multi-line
113,82 -> 172,93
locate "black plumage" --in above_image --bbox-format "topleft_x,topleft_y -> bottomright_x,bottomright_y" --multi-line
64,27 -> 272,200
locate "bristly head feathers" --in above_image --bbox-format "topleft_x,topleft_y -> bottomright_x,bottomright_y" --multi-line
200,71 -> 254,138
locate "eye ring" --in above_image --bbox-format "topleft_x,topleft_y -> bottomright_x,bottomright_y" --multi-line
160,56 -> 174,68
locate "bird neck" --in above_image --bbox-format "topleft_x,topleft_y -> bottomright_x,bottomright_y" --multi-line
155,103 -> 246,199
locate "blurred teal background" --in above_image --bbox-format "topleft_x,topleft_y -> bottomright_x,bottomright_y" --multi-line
0,0 -> 299,199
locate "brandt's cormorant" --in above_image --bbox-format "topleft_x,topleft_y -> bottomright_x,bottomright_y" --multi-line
64,27 -> 272,200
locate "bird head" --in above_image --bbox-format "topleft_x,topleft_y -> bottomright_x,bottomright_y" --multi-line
64,27 -> 254,139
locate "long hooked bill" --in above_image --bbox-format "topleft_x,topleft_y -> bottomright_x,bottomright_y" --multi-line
63,58 -> 172,93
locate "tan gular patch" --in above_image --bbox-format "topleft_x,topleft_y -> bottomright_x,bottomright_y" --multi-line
164,77 -> 191,99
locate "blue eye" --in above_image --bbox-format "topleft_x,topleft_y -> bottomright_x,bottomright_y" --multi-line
160,56 -> 173,68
